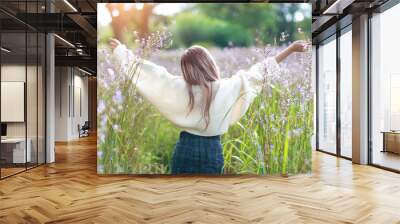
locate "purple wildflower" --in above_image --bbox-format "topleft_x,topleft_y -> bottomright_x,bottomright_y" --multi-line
113,89 -> 123,104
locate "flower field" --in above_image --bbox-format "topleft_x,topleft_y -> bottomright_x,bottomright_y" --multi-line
97,33 -> 313,175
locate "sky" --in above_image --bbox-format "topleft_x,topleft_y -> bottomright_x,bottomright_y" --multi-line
97,3 -> 311,27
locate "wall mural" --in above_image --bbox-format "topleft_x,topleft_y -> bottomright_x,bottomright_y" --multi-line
97,3 -> 313,175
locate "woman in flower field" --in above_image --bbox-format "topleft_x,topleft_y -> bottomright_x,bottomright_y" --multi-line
109,38 -> 310,174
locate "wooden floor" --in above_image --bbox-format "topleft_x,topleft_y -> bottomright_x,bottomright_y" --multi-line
0,136 -> 400,224
0,167 -> 26,178
372,150 -> 400,171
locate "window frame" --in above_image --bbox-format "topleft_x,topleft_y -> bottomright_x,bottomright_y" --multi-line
315,23 -> 352,160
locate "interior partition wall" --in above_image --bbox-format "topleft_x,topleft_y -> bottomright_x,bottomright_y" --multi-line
316,24 -> 353,159
0,1 -> 46,179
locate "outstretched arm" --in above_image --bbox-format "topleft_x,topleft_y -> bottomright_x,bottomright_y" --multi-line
109,38 -> 187,113
109,38 -> 173,79
275,40 -> 310,63
109,38 -> 122,50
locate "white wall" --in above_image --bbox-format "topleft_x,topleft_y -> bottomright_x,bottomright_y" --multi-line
55,67 -> 89,141
55,67 -> 69,141
1,65 -> 33,138
72,73 -> 89,138
1,65 -> 26,141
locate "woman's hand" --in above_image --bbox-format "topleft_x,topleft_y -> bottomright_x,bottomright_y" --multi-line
289,40 -> 310,53
275,40 -> 310,63
109,38 -> 122,50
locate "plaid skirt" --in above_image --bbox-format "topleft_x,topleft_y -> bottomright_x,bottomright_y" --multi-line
171,131 -> 224,175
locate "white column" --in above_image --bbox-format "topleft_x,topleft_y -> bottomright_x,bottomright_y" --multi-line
46,32 -> 55,163
312,45 -> 317,150
352,14 -> 369,164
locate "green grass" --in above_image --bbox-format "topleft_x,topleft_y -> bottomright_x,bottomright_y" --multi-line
97,79 -> 312,175
221,84 -> 313,175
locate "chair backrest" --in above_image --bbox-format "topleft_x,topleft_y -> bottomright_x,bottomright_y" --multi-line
82,121 -> 90,129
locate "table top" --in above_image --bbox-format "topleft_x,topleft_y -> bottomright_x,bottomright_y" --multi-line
381,131 -> 400,134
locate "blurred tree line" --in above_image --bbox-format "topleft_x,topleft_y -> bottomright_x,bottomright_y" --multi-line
102,3 -> 311,48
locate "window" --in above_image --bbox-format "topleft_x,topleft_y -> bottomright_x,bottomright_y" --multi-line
339,28 -> 352,158
317,36 -> 337,154
371,3 -> 400,171
0,1 -> 47,179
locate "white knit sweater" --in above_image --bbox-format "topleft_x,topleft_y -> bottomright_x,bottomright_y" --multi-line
113,45 -> 280,136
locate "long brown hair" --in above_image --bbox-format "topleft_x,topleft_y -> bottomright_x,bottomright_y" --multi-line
180,45 -> 220,128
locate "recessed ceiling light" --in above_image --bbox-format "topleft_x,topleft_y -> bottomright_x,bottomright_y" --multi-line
54,34 -> 75,48
323,0 -> 354,15
1,47 -> 11,53
78,67 -> 92,76
63,0 -> 78,12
